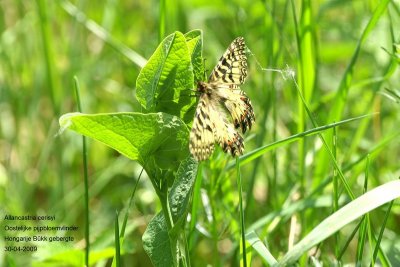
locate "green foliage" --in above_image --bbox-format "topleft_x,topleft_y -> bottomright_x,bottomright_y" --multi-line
58,31 -> 200,266
142,212 -> 175,267
136,31 -> 200,123
278,180 -> 400,266
1,0 -> 400,267
168,157 -> 198,224
59,112 -> 189,172
143,157 -> 197,267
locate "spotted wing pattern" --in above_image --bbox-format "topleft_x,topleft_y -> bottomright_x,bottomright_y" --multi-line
189,92 -> 245,161
189,94 -> 216,161
190,37 -> 255,161
208,37 -> 248,85
213,85 -> 255,134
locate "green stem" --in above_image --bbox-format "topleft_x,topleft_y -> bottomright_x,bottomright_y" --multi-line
74,77 -> 90,267
114,211 -> 121,267
236,157 -> 247,266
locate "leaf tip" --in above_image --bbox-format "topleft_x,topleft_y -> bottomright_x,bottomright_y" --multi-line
58,112 -> 81,135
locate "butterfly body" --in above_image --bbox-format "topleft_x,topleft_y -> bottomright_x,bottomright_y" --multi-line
189,37 -> 255,161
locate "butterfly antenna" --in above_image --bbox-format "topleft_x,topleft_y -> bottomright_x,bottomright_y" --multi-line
202,58 -> 208,81
247,47 -> 295,80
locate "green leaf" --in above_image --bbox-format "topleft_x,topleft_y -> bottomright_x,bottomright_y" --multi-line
142,212 -> 176,267
59,112 -> 189,170
184,29 -> 204,83
136,31 -> 196,123
141,156 -> 197,267
168,156 -> 198,224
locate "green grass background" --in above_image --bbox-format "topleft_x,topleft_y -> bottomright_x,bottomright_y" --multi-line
1,0 -> 400,266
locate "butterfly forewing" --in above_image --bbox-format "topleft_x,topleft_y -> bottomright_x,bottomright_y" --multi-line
208,37 -> 248,85
190,37 -> 255,161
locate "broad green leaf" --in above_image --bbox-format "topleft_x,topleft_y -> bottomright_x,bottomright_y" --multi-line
59,112 -> 189,170
142,212 -> 176,267
184,29 -> 204,83
278,180 -> 400,266
142,155 -> 197,267
136,31 -> 196,123
182,30 -> 203,124
168,156 -> 198,224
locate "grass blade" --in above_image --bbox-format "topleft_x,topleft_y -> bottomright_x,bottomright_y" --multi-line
73,77 -> 90,267
246,231 -> 277,266
120,168 -> 143,237
236,157 -> 247,267
114,211 -> 121,267
315,0 -> 391,179
36,0 -> 58,111
233,114 -> 376,168
356,157 -> 371,263
60,0 -> 147,68
370,199 -> 394,266
279,180 -> 400,265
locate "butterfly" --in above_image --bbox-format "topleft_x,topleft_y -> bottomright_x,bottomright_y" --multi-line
189,37 -> 255,161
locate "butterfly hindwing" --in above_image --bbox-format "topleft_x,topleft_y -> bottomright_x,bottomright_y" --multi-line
189,95 -> 245,161
189,94 -> 216,161
214,85 -> 255,134
210,105 -> 245,157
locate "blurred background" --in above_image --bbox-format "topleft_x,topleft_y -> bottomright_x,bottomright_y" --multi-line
1,0 -> 399,266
